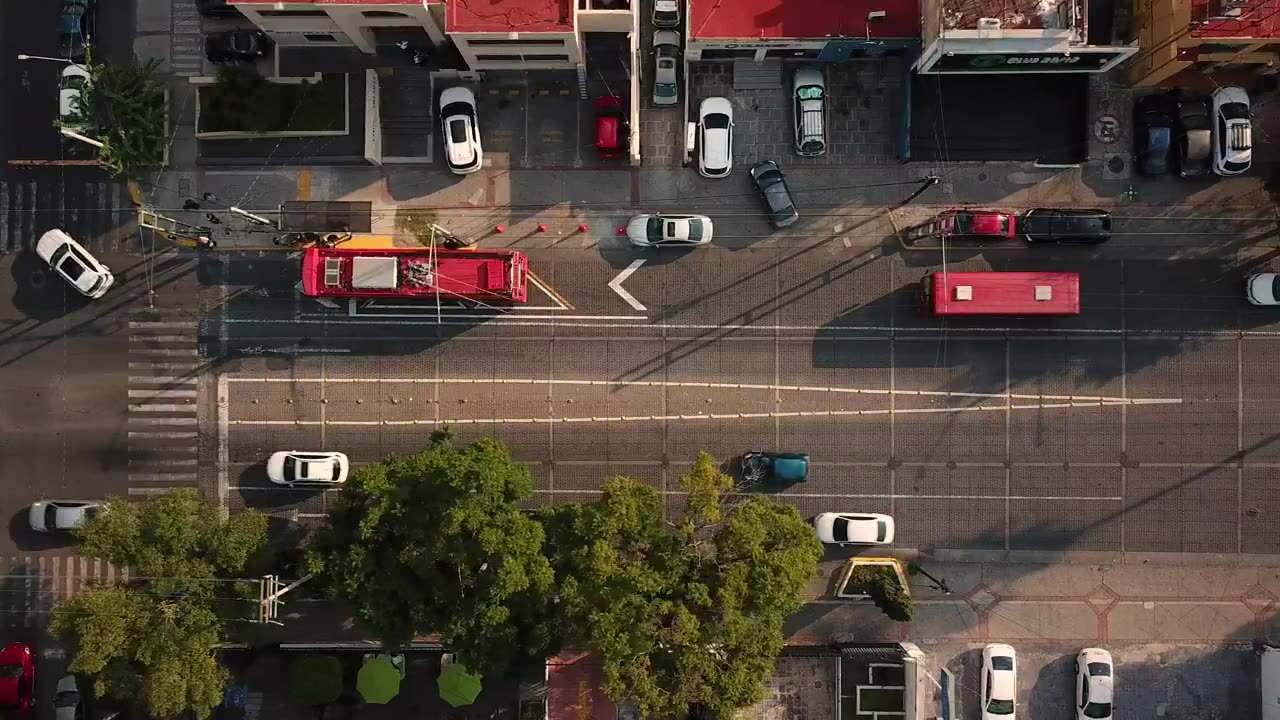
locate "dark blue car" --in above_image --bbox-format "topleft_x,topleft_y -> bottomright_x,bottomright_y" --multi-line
741,451 -> 809,484
1135,93 -> 1177,176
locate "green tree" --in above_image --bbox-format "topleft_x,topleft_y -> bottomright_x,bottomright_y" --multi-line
546,452 -> 822,719
50,490 -> 268,719
72,57 -> 169,177
288,655 -> 343,706
306,432 -> 562,676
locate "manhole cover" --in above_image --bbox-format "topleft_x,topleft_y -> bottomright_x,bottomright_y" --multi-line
1107,155 -> 1126,174
29,270 -> 47,288
977,172 -> 989,182
1094,115 -> 1120,144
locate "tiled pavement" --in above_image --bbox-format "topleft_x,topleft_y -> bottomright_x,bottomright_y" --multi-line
0,555 -> 128,629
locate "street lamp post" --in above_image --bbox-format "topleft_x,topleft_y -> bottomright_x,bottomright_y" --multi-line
16,54 -> 75,64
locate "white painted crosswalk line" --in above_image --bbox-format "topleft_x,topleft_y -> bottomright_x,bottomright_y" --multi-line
127,310 -> 205,498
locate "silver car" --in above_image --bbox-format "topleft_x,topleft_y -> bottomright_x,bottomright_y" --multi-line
625,214 -> 713,248
29,500 -> 104,532
54,674 -> 84,720
652,31 -> 680,107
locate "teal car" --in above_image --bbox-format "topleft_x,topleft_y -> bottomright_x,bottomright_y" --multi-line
741,452 -> 809,483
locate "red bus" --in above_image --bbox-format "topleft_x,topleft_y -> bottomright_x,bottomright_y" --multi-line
920,271 -> 1080,316
301,247 -> 529,303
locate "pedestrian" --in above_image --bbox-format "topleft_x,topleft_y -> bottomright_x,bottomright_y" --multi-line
183,199 -> 200,211
395,40 -> 410,51
412,51 -> 425,65
195,235 -> 217,250
205,213 -> 223,225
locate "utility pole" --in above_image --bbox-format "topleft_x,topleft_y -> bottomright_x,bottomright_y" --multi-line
257,573 -> 313,624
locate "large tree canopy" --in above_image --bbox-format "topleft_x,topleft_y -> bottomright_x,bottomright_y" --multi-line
306,432 -> 562,675
50,490 -> 268,719
545,452 -> 822,718
69,57 -> 168,177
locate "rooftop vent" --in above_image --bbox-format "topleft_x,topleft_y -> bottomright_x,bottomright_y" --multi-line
954,285 -> 974,301
1034,285 -> 1053,301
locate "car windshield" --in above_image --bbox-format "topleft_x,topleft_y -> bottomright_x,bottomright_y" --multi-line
230,33 -> 253,52
797,86 -> 823,100
45,505 -> 60,530
0,665 -> 21,679
831,517 -> 850,543
986,699 -> 1014,715
646,217 -> 665,239
991,656 -> 1013,671
1082,701 -> 1111,719
1225,159 -> 1250,172
1087,662 -> 1111,676
1220,102 -> 1249,120
875,520 -> 888,542
686,220 -> 704,241
1270,275 -> 1280,299
656,83 -> 677,97
703,113 -> 730,130
283,456 -> 297,479
54,691 -> 79,709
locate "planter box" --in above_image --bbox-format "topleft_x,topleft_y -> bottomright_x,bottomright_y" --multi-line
835,557 -> 909,600
194,73 -> 350,139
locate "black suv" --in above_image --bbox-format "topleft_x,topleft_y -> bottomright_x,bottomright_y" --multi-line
1021,208 -> 1112,244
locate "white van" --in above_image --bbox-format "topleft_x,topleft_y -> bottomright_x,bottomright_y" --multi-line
792,67 -> 826,156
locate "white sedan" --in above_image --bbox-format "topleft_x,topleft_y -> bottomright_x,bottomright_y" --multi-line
1247,272 -> 1279,306
1211,85 -> 1251,176
267,451 -> 350,486
1075,648 -> 1113,720
697,97 -> 734,178
36,229 -> 114,298
812,512 -> 894,545
54,674 -> 83,720
981,644 -> 1017,720
440,87 -> 482,175
652,31 -> 680,107
29,500 -> 103,532
625,214 -> 712,248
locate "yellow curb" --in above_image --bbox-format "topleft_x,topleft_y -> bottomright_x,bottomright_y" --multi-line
296,169 -> 312,201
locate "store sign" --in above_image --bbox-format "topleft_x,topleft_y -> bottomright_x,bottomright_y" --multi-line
928,51 -> 1125,72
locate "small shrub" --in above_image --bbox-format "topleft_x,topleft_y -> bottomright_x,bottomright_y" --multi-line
289,655 -> 342,706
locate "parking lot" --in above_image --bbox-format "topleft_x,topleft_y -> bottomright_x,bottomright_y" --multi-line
688,59 -> 905,167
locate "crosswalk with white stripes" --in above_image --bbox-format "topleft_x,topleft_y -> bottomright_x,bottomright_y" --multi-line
0,555 -> 128,624
128,310 -> 204,498
0,173 -> 136,255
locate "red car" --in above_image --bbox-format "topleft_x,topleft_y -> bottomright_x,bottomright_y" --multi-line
594,95 -> 628,159
0,642 -> 34,719
937,209 -> 1017,240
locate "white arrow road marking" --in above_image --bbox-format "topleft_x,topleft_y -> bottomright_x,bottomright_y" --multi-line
609,259 -> 647,311
294,280 -> 340,309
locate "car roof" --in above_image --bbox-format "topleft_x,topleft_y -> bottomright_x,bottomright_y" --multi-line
654,30 -> 680,46
439,86 -> 475,106
793,67 -> 824,89
1214,85 -> 1249,104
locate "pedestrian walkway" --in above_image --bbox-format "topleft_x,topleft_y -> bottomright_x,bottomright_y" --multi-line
0,172 -> 136,254
790,557 -> 1280,647
0,555 -> 127,629
126,307 -> 204,498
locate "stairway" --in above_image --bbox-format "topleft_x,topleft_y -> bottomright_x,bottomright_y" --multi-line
732,59 -> 783,90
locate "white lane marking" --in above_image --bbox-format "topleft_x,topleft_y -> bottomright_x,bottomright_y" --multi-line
128,404 -> 196,412
129,321 -> 198,329
224,376 -> 1173,405
224,316 -> 1280,336
128,487 -> 180,496
608,259 -> 647,311
128,431 -> 199,440
130,348 -> 201,357
229,401 -> 1180,426
129,362 -> 201,371
128,376 -> 198,385
128,389 -> 197,398
129,335 -> 195,343
131,473 -> 198,482
128,417 -> 199,426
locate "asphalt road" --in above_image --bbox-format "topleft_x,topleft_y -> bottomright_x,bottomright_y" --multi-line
201,241 -> 1280,558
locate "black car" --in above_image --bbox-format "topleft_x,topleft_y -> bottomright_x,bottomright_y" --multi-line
1021,208 -> 1112,244
196,0 -> 242,17
1134,93 -> 1177,176
205,30 -> 274,63
1176,95 -> 1212,178
58,0 -> 93,62
748,160 -> 799,229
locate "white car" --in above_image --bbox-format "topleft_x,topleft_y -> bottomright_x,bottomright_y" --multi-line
440,87 -> 482,175
1211,85 -> 1251,176
697,97 -> 733,178
1075,648 -> 1113,720
29,500 -> 103,532
59,64 -> 91,126
812,513 -> 894,545
652,31 -> 680,107
652,0 -> 679,28
625,214 -> 712,248
1247,272 -> 1279,306
981,644 -> 1017,720
54,674 -> 83,720
792,67 -> 826,156
35,229 -> 114,298
267,451 -> 350,486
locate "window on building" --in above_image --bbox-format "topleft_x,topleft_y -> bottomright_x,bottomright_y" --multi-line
764,48 -> 819,58
303,33 -> 338,42
466,38 -> 568,46
362,9 -> 410,17
258,9 -> 328,17
699,49 -> 756,60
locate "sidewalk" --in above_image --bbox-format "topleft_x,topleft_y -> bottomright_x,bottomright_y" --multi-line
789,555 -> 1280,647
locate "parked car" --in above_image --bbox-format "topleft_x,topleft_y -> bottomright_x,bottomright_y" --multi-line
812,513 -> 895,545
266,451 -> 350,486
1176,95 -> 1211,178
59,64 -> 91,127
1247,272 -> 1280,306
792,67 -> 826,156
594,95 -> 628,159
740,451 -> 809,483
36,228 -> 114,298
1212,85 -> 1252,176
196,0 -> 242,17
440,87 -> 482,175
53,674 -> 83,720
1135,93 -> 1176,176
29,500 -> 104,532
1021,208 -> 1111,244
749,160 -> 799,228
652,0 -> 679,28
652,31 -> 680,107
933,209 -> 1017,241
981,644 -> 1017,719
0,642 -> 34,720
1075,648 -> 1114,720
697,97 -> 733,178
204,29 -> 273,63
625,214 -> 712,248
58,0 -> 93,62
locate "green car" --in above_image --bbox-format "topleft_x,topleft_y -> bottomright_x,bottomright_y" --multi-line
741,451 -> 809,483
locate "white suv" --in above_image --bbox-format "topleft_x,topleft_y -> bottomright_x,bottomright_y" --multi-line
697,97 -> 733,178
1211,86 -> 1251,176
36,228 -> 113,298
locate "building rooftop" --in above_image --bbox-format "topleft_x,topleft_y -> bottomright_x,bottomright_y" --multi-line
940,0 -> 1081,30
1192,0 -> 1280,37
689,0 -> 919,39
446,0 -> 573,32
